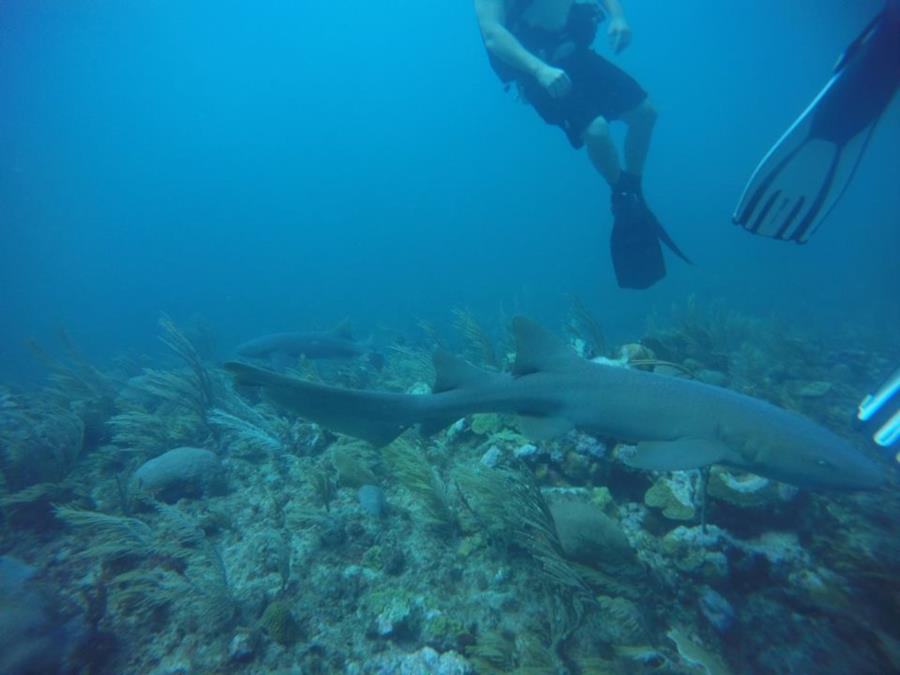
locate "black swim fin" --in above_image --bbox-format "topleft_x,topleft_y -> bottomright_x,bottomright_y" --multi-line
733,1 -> 900,243
610,193 -> 692,290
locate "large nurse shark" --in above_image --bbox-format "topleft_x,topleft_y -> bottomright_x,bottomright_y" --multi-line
226,317 -> 882,490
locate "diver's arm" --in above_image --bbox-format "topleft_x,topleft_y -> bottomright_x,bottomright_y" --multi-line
473,0 -> 571,97
600,0 -> 632,53
474,0 -> 543,77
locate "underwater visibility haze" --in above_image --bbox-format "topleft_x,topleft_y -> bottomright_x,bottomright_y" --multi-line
0,1 -> 898,673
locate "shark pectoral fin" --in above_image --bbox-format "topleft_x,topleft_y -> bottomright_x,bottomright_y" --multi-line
516,415 -> 574,441
624,438 -> 732,471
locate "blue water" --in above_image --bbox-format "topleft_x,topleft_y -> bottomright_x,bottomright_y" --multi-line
1,3 -> 899,673
1,0 -> 897,379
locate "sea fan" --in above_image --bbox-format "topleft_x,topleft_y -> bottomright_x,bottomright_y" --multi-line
207,408 -> 283,456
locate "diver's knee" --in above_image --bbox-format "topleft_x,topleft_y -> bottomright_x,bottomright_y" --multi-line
582,116 -> 612,148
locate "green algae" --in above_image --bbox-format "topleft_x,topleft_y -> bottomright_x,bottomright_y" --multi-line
470,412 -> 505,436
467,630 -> 516,672
383,436 -> 455,531
644,477 -> 695,521
331,439 -> 379,487
590,486 -> 614,512
362,544 -> 384,570
260,599 -> 302,646
667,626 -> 731,675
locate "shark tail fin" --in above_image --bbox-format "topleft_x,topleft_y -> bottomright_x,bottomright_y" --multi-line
225,361 -> 409,446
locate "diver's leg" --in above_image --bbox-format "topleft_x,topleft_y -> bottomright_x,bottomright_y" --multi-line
582,115 -> 621,188
614,98 -> 692,270
605,99 -> 670,289
620,99 -> 658,178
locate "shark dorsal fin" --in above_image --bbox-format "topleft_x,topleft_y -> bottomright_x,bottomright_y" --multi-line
512,316 -> 582,375
331,319 -> 353,340
432,350 -> 494,393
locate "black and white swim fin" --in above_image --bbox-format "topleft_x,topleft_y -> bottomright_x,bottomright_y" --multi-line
733,0 -> 900,243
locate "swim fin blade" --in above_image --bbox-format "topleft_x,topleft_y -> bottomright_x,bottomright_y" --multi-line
731,116 -> 880,243
610,205 -> 666,289
733,1 -> 899,243
610,198 -> 691,290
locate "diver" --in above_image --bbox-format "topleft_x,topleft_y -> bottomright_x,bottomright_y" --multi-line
474,0 -> 691,290
733,0 -> 899,243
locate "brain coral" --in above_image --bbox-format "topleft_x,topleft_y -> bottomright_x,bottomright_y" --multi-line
132,446 -> 226,501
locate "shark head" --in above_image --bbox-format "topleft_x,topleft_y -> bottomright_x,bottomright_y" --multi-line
748,430 -> 884,490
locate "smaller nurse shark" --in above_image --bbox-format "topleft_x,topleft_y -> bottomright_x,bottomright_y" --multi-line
235,320 -> 383,370
226,317 -> 882,490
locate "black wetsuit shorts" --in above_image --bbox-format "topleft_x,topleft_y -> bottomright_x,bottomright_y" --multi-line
521,48 -> 647,149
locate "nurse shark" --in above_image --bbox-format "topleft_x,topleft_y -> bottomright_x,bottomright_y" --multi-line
226,317 -> 882,490
235,320 -> 383,369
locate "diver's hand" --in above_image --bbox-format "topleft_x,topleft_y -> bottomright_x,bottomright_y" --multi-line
535,64 -> 571,99
608,17 -> 632,54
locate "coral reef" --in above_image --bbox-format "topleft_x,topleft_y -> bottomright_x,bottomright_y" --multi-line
0,302 -> 896,674
644,471 -> 698,521
259,599 -> 303,646
707,467 -> 797,508
452,307 -> 499,370
0,392 -> 85,489
383,436 -> 456,531
0,555 -> 93,674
